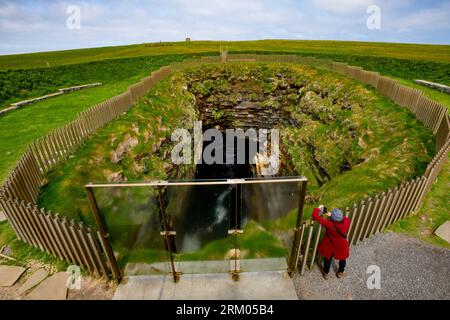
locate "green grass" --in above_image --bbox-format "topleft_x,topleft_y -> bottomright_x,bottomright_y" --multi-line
2,42 -> 449,108
389,155 -> 450,249
1,40 -> 450,71
0,42 -> 448,186
384,86 -> 449,247
322,53 -> 450,86
0,54 -> 190,109
0,55 -> 192,182
0,77 -> 141,182
37,76 -> 198,225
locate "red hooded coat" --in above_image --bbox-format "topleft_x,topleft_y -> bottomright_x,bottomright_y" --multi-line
312,208 -> 350,260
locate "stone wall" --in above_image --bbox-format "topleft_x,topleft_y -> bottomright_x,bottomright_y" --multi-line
414,79 -> 450,94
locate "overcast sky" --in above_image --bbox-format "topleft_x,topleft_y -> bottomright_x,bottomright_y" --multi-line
0,0 -> 449,55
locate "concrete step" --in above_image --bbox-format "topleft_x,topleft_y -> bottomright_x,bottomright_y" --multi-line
125,257 -> 288,276
114,270 -> 298,300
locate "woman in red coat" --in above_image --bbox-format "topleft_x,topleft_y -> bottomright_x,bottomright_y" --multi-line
312,205 -> 350,279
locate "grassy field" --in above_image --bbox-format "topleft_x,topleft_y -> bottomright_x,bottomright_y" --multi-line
0,80 -> 134,181
1,48 -> 447,184
1,40 -> 450,71
0,55 -> 192,182
36,63 -> 434,224
0,54 -> 190,109
2,41 -> 449,115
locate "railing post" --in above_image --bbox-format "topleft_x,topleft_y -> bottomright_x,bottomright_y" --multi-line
157,186 -> 181,283
85,185 -> 122,281
309,222 -> 322,271
300,223 -> 314,275
288,180 -> 307,277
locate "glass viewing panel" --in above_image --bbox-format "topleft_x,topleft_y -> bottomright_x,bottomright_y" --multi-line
92,186 -> 170,276
165,184 -> 235,274
88,177 -> 306,277
239,179 -> 302,272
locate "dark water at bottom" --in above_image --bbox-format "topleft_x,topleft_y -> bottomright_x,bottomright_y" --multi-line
166,134 -> 299,253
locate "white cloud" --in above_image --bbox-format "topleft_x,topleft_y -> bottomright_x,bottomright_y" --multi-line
0,1 -> 16,18
174,0 -> 265,17
386,3 -> 450,31
0,0 -> 448,54
310,0 -> 414,14
310,0 -> 373,14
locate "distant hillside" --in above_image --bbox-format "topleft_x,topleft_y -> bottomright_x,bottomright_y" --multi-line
1,40 -> 450,71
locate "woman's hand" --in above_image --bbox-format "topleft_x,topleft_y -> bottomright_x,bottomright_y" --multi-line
319,205 -> 330,217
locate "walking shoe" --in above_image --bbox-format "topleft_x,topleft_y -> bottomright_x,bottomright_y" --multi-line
336,272 -> 345,278
319,266 -> 329,280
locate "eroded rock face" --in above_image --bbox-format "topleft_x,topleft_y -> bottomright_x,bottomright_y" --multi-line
181,64 -> 369,187
108,171 -> 126,182
111,134 -> 139,164
186,67 -> 303,129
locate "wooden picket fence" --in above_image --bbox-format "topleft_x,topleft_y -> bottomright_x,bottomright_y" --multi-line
0,55 -> 448,279
0,66 -> 172,280
255,54 -> 333,70
331,62 -> 450,150
200,56 -> 222,63
292,62 -> 450,276
176,54 -> 334,70
226,53 -> 257,62
295,139 -> 449,276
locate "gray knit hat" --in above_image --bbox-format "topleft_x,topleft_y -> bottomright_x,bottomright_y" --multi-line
330,208 -> 343,222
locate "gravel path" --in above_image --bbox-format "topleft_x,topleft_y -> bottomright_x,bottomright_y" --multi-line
294,232 -> 450,300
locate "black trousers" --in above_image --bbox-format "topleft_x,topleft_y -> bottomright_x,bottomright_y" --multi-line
323,255 -> 346,274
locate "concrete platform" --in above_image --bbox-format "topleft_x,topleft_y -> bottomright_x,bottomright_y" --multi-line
0,266 -> 26,287
113,270 -> 298,300
16,268 -> 49,296
26,272 -> 68,300
434,221 -> 450,243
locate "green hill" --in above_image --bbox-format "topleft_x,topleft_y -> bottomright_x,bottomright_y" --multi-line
1,40 -> 450,71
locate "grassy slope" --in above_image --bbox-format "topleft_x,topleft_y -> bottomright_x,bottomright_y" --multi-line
0,77 -> 140,182
0,78 -> 146,265
37,63 -> 433,223
35,64 -> 434,264
0,55 -> 190,182
38,77 -> 198,225
389,155 -> 450,249
1,40 -> 450,71
388,97 -> 450,247
0,54 -> 190,109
